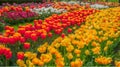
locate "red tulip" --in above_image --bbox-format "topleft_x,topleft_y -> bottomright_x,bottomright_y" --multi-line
5,51 -> 12,59
23,42 -> 30,50
1,37 -> 9,44
13,33 -> 21,41
45,27 -> 50,32
61,33 -> 65,38
31,33 -> 38,41
17,52 -> 24,60
3,48 -> 10,56
24,31 -> 32,39
35,24 -> 42,29
26,9 -> 30,12
77,22 -> 81,26
5,26 -> 14,32
9,36 -> 16,44
38,19 -> 42,24
20,37 -> 26,43
25,24 -> 33,31
0,47 -> 12,59
34,20 -> 38,24
5,30 -> 11,36
55,29 -> 62,34
62,24 -> 67,28
36,30 -> 42,37
67,28 -> 72,33
18,28 -> 26,34
48,32 -> 52,37
40,33 -> 47,39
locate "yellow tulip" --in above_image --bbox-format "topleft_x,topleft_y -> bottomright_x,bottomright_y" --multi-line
95,56 -> 112,65
85,50 -> 90,55
92,46 -> 100,55
67,53 -> 73,60
74,49 -> 81,54
115,61 -> 120,67
32,58 -> 39,65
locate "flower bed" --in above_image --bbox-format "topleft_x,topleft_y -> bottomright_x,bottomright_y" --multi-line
0,2 -> 83,26
0,3 -> 53,26
15,7 -> 120,67
0,8 -> 97,66
0,1 -> 120,67
2,11 -> 39,25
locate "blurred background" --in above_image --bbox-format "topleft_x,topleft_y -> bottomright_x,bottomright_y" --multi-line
0,0 -> 119,4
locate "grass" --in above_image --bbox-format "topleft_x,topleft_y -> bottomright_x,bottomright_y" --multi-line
114,42 -> 120,61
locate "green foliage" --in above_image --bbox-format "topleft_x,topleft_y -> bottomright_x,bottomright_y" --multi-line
0,22 -> 5,32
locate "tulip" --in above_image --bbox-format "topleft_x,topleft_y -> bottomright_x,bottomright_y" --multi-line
0,47 -> 12,59
17,52 -> 24,60
38,19 -> 42,24
67,28 -> 72,33
48,32 -> 52,37
24,31 -> 32,39
55,29 -> 62,34
61,33 -> 65,38
40,33 -> 47,39
5,51 -> 12,59
32,58 -> 39,65
20,37 -> 26,43
62,24 -> 67,28
34,20 -> 38,24
9,36 -> 16,44
45,27 -> 50,32
23,42 -> 30,50
31,33 -> 38,41
17,28 -> 26,35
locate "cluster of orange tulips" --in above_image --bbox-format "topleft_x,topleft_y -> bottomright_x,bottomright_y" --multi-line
52,2 -> 84,11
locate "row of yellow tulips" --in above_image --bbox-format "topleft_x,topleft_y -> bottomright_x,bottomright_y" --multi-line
16,7 -> 120,67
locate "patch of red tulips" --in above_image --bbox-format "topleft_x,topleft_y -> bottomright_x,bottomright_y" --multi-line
0,46 -> 12,59
17,52 -> 24,60
0,9 -> 98,46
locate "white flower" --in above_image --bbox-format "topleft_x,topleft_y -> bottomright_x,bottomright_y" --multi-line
30,7 -> 67,15
90,4 -> 109,9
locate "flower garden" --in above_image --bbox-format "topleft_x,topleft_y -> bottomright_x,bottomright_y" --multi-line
0,0 -> 120,67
